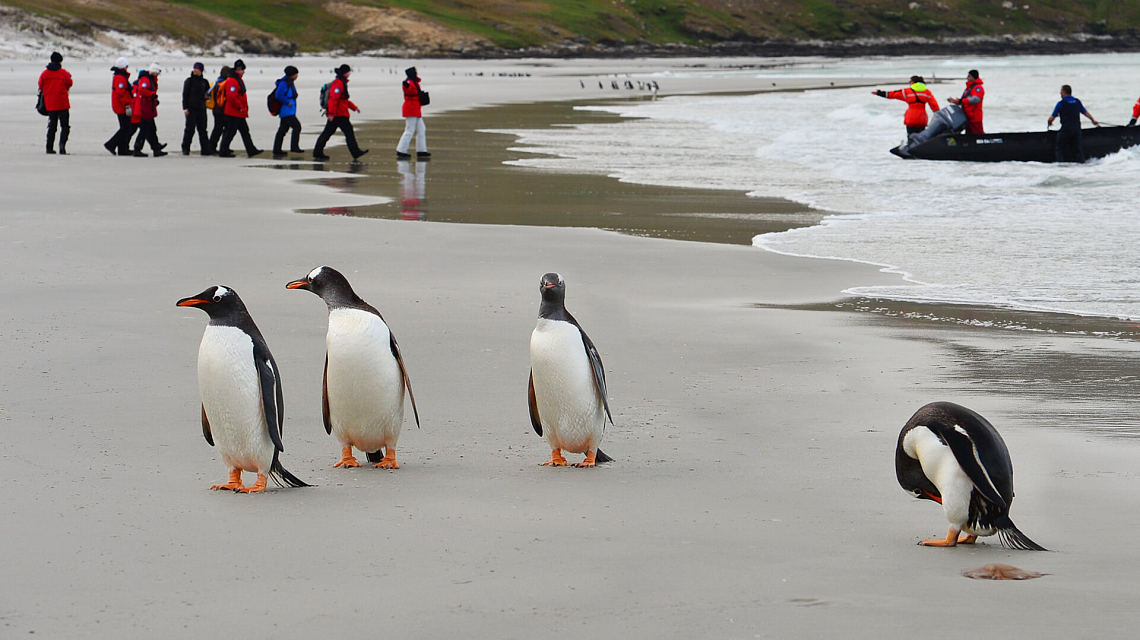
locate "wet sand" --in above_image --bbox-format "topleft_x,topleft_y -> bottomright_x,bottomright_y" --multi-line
3,57 -> 1140,637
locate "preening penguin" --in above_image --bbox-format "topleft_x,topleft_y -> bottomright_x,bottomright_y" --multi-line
529,272 -> 614,467
287,266 -> 420,469
176,286 -> 309,493
896,402 -> 1045,550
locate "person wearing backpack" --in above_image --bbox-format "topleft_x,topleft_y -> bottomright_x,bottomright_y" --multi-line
272,65 -> 303,158
218,59 -> 262,158
312,64 -> 367,161
38,51 -> 73,154
131,63 -> 167,157
181,62 -> 213,155
104,57 -> 136,155
207,65 -> 230,153
396,66 -> 429,159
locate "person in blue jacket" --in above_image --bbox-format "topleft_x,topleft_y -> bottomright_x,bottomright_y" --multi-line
1047,84 -> 1099,163
272,65 -> 302,158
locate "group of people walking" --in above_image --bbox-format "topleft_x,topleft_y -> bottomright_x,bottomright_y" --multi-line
37,53 -> 430,161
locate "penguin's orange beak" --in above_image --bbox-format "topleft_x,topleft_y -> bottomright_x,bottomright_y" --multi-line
177,298 -> 208,307
542,282 -> 556,290
286,280 -> 309,290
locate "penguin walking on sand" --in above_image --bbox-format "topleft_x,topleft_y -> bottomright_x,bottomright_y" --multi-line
287,266 -> 420,469
896,401 -> 1046,550
177,286 -> 309,493
529,273 -> 614,467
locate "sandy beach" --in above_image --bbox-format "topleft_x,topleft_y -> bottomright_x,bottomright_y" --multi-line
3,56 -> 1140,637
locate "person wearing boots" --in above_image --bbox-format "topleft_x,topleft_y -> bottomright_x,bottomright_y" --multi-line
313,64 -> 368,161
38,51 -> 73,155
218,59 -> 262,158
396,66 -> 429,159
207,65 -> 230,153
104,57 -> 136,155
132,63 -> 167,157
272,65 -> 303,158
182,62 -> 213,155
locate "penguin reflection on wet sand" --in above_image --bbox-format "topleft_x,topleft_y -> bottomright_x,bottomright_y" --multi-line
287,266 -> 420,469
896,402 -> 1046,550
177,286 -> 309,493
529,273 -> 614,467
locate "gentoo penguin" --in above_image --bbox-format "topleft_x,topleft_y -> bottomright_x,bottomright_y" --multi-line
286,266 -> 420,469
529,272 -> 614,467
177,286 -> 309,493
896,401 -> 1046,550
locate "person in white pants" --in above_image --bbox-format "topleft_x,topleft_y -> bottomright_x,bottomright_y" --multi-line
396,67 -> 429,158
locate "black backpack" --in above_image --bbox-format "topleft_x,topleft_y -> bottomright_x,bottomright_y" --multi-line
267,81 -> 282,116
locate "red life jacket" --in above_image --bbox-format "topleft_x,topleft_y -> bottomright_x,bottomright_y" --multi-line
402,78 -> 422,118
888,85 -> 940,127
960,78 -> 984,124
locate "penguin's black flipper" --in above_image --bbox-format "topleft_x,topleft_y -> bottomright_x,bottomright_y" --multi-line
528,371 -> 542,436
995,516 -> 1048,551
201,404 -> 214,446
254,346 -> 286,453
269,452 -> 311,488
595,449 -> 614,464
321,354 -> 332,435
577,328 -> 613,426
390,333 -> 421,428
924,421 -> 1006,509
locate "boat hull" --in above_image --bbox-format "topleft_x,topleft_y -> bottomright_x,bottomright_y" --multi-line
891,125 -> 1140,162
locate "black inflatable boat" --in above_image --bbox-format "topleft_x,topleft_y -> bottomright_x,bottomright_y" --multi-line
891,125 -> 1140,162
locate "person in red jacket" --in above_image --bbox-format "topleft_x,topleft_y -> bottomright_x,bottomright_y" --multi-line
948,69 -> 985,134
1128,96 -> 1140,127
131,63 -> 167,157
104,57 -> 136,156
396,66 -> 429,159
313,64 -> 367,161
873,75 -> 940,135
217,59 -> 262,158
38,51 -> 73,154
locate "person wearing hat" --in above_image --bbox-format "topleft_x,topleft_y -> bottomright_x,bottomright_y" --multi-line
207,65 -> 231,153
38,52 -> 73,154
873,75 -> 940,136
948,69 -> 985,134
396,66 -> 429,159
104,56 -> 136,155
131,62 -> 167,157
272,65 -> 303,158
181,62 -> 213,155
218,59 -> 263,158
312,64 -> 367,161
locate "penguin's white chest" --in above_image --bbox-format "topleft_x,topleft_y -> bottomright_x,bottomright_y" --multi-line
530,318 -> 604,453
325,308 -> 405,450
197,325 -> 275,473
904,426 -> 976,529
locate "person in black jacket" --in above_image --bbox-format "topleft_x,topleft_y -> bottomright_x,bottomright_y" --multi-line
182,62 -> 213,155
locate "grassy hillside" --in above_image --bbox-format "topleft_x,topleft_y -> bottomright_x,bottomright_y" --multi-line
7,0 -> 1140,53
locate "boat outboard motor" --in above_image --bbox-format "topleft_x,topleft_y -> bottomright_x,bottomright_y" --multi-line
896,104 -> 968,156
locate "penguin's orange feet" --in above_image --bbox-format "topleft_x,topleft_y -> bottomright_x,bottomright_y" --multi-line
919,527 -> 961,547
334,446 -> 361,468
573,450 -> 598,468
210,469 -> 244,491
374,448 -> 399,469
958,533 -> 978,544
542,449 -> 569,467
238,473 -> 268,494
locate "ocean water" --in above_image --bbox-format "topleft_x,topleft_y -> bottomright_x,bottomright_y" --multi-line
497,54 -> 1140,321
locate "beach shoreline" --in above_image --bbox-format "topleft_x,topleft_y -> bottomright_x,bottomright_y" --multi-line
3,55 -> 1140,636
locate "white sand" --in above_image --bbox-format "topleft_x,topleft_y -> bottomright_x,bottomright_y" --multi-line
2,56 -> 1139,637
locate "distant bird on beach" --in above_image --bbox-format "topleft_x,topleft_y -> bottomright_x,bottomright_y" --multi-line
528,273 -> 613,467
177,286 -> 309,493
896,402 -> 1046,550
287,266 -> 420,470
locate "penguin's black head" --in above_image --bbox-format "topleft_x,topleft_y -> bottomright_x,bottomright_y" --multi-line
176,285 -> 247,320
287,265 -> 358,307
539,272 -> 565,303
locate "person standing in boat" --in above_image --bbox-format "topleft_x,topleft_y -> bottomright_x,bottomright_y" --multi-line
1047,84 -> 1099,163
947,70 -> 984,134
1129,95 -> 1139,127
873,76 -> 940,135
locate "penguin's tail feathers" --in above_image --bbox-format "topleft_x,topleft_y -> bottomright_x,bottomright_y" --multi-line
595,448 -> 614,464
270,455 -> 312,488
995,516 -> 1047,551
365,449 -> 385,464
